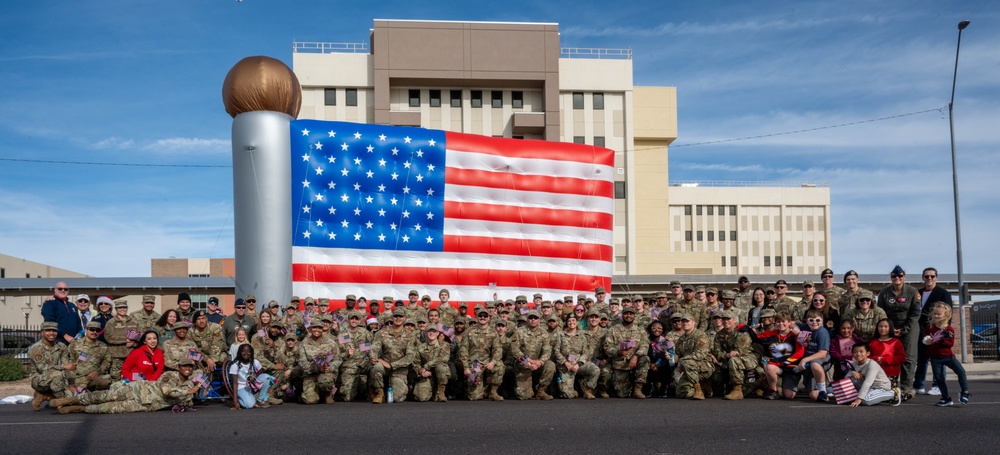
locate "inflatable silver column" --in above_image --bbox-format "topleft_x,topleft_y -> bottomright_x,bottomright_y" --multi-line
222,56 -> 302,307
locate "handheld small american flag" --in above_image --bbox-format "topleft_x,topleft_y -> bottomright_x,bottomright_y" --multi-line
290,120 -> 614,304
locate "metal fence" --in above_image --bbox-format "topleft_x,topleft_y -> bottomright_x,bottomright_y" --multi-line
0,325 -> 40,358
970,311 -> 999,361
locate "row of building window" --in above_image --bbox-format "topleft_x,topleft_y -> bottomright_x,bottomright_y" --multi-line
684,205 -> 738,216
572,136 -> 606,147
572,92 -> 604,110
718,256 -> 795,267
685,230 -> 739,241
324,88 -> 359,107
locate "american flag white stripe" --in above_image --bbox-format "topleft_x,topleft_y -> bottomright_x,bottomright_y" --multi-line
446,149 -> 614,181
443,219 -> 613,245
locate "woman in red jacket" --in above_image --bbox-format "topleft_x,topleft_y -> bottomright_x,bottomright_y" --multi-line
869,318 -> 906,395
121,330 -> 165,381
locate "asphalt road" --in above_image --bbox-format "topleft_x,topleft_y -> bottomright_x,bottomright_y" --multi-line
3,378 -> 999,455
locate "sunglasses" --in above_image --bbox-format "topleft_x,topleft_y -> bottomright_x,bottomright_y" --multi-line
891,274 -> 904,278
812,299 -> 826,303
246,300 -> 256,303
807,318 -> 823,323
56,287 -> 69,291
822,275 -> 833,279
923,275 -> 937,279
87,328 -> 101,332
859,298 -> 872,302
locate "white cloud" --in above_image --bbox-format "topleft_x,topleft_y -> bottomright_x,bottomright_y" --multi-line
142,138 -> 231,154
92,136 -> 135,150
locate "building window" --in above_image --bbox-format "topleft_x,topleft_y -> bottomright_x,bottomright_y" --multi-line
685,231 -> 692,241
719,231 -> 726,241
707,205 -> 714,215
573,92 -> 584,109
573,136 -> 585,144
722,256 -> 727,267
429,90 -> 441,107
787,256 -> 793,267
593,92 -> 605,110
764,256 -> 771,267
707,231 -> 714,241
346,89 -> 358,106
491,91 -> 503,108
775,256 -> 782,267
594,136 -> 605,147
684,206 -> 691,216
471,90 -> 483,108
0,267 -> 4,278
731,256 -> 738,266
718,205 -> 725,215
729,205 -> 737,215
324,88 -> 336,106
730,230 -> 737,240
408,89 -> 420,107
450,90 -> 462,107
512,91 -> 523,108
614,181 -> 626,199
697,231 -> 703,241
696,205 -> 703,215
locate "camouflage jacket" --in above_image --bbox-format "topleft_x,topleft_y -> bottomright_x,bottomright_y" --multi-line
103,316 -> 140,358
554,330 -> 592,366
371,327 -> 415,369
712,329 -> 757,362
584,327 -> 608,361
412,341 -> 450,372
298,335 -> 342,375
188,323 -> 228,363
129,310 -> 160,333
338,326 -> 374,367
161,337 -> 200,371
676,329 -> 712,363
250,335 -> 280,370
436,303 -> 461,327
28,340 -> 67,378
516,326 -> 552,362
603,323 -> 649,369
459,325 -> 502,366
66,337 -> 111,378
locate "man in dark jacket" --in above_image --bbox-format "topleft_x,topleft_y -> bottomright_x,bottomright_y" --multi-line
877,265 -> 921,399
41,282 -> 81,345
913,267 -> 953,395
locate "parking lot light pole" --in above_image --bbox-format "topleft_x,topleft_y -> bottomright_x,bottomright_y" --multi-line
950,19 -> 970,362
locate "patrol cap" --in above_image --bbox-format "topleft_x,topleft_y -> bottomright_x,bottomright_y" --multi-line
669,281 -> 682,287
403,319 -> 416,326
720,310 -> 737,319
86,320 -> 102,330
426,324 -> 440,332
494,319 -> 507,327
576,294 -> 587,301
710,311 -> 723,319
291,296 -> 301,302
526,310 -> 541,319
269,321 -> 284,329
421,295 -> 431,301
564,295 -> 574,303
453,317 -> 467,325
459,302 -> 468,308
695,286 -> 706,293
682,284 -> 695,291
392,308 -> 406,317
348,310 -> 363,319
308,316 -> 325,327
540,300 -> 552,308
346,294 -> 357,301
171,321 -> 190,330
546,314 -> 560,323
245,294 -> 257,302
320,313 -> 334,323
416,316 -> 428,324
284,332 -> 299,341
655,292 -> 668,299
761,309 -> 776,318
499,307 -> 510,314
802,280 -> 815,287
632,294 -> 644,301
383,296 -> 394,303
409,289 -> 419,297
268,300 -> 279,308
142,295 -> 156,303
738,275 -> 749,283
532,293 -> 543,299
586,309 -> 602,318
475,306 -> 488,316
670,312 -> 687,320
857,289 -> 875,300
41,322 -> 59,331
304,297 -> 315,305
721,290 -> 736,300
286,301 -> 299,309
178,358 -> 196,368
595,286 -> 607,294
318,298 -> 330,307
609,298 -> 621,305
515,295 -> 527,303
585,298 -> 594,304
114,299 -> 128,309
485,301 -> 496,309
621,307 -> 636,314
706,287 -> 718,295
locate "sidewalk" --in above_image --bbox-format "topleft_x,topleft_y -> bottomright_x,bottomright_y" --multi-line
964,360 -> 1000,378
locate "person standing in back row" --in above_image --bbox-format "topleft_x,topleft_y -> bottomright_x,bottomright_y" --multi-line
877,265 -> 920,401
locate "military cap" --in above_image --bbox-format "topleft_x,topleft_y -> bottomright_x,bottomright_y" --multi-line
245,294 -> 257,301
319,313 -> 334,323
765,287 -> 776,294
532,293 -> 543,299
403,318 -> 416,326
499,307 -> 511,314
392,308 -> 406,317
408,289 -> 419,296
453,317 -> 467,325
171,321 -> 190,330
721,290 -> 736,300
564,295 -> 574,302
268,300 -> 279,308
234,298 -> 246,308
775,279 -> 788,286
269,321 -> 284,328
41,322 -> 59,331
675,312 -> 692,321
621,306 -> 637,314
286,300 -> 300,309
595,286 -> 607,294
540,300 -> 552,308
585,298 -> 594,304
459,302 -> 468,308
348,310 -> 364,319
85,320 -> 102,330
485,301 -> 496,309
114,299 -> 128,309
426,324 -> 440,331
439,288 -> 451,296
383,296 -> 394,303
494,319 -> 508,327
421,294 -> 431,301
738,275 -> 749,282
857,289 -> 875,300
655,291 -> 668,299
577,294 -> 587,301
177,358 -> 196,367
318,298 -> 330,306
761,309 -> 776,318
546,314 -> 560,323
802,280 -> 814,287
142,294 -> 156,303
192,310 -> 207,321
695,286 -> 706,293
291,296 -> 301,302
475,306 -> 488,316
683,284 -> 695,291
346,294 -> 357,301
609,298 -> 621,305
304,297 -> 315,305
820,268 -> 834,277
632,294 -> 644,301
890,265 -> 905,276
515,295 -> 528,302
284,332 -> 299,341
586,309 -> 602,318
706,287 -> 718,295
710,311 -> 723,319
416,316 -> 428,324
720,310 -> 737,319
669,281 -> 682,287
526,310 -> 541,319
308,316 -> 325,327
620,296 -> 631,303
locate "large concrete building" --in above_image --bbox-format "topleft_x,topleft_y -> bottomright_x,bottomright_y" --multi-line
292,19 -> 831,277
0,253 -> 88,327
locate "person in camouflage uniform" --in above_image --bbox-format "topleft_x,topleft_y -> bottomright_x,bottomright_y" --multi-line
298,316 -> 341,404
459,307 -> 504,401
377,296 -> 396,327
104,299 -> 139,381
274,332 -> 305,401
495,319 -> 520,399
818,268 -> 846,309
282,299 -> 305,340
175,292 -> 197,325
189,310 -> 226,368
718,291 -> 747,327
28,322 -> 72,410
735,276 -> 753,311
603,307 -> 649,399
129,295 -> 160,333
436,288 -> 460,327
770,280 -> 799,317
52,358 -> 200,414
334,294 -> 359,322
514,311 -> 556,400
67,321 -> 112,392
369,308 -> 415,403
673,313 -> 715,400
837,270 -> 863,314
411,325 -> 451,402
583,309 -> 611,398
338,311 -> 373,402
161,322 -> 202,371
842,289 -> 886,341
667,284 -> 708,331
251,320 -> 287,405
554,315 -> 599,399
711,310 -> 761,400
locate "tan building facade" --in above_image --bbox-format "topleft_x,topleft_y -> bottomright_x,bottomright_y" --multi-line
291,19 -> 830,279
0,253 -> 88,327
151,257 -> 237,312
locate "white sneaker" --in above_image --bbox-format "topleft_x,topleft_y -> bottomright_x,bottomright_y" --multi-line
915,388 -> 927,395
928,387 -> 942,396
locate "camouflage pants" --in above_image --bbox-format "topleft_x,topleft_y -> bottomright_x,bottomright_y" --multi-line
558,363 -> 599,398
339,363 -> 370,402
467,363 -> 505,401
610,356 -> 649,398
72,374 -> 112,391
302,370 -> 339,404
515,360 -> 556,399
30,371 -> 68,397
674,358 -> 716,398
79,384 -> 160,414
369,364 -> 409,402
109,358 -> 126,381
597,363 -> 613,394
714,355 -> 758,386
412,365 -> 451,402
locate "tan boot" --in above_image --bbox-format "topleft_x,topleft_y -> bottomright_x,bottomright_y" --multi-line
324,394 -> 335,404
535,388 -> 554,401
434,385 -> 447,402
59,405 -> 86,414
597,388 -> 610,399
691,383 -> 705,400
701,380 -> 714,398
489,386 -> 504,401
49,395 -> 81,408
372,388 -> 384,404
633,384 -> 646,399
724,386 -> 744,401
32,391 -> 55,412
582,386 -> 596,400
267,396 -> 283,405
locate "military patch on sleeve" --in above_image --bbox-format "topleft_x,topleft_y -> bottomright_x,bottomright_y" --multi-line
34,355 -> 43,362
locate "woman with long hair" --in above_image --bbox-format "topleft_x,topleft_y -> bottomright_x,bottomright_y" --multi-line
121,330 -> 165,381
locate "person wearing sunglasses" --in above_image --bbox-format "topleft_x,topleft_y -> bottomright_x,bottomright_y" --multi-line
876,265 -> 921,401
41,281 -> 81,345
788,309 -> 832,402
67,321 -> 113,393
914,267 -> 953,396
805,291 -> 840,334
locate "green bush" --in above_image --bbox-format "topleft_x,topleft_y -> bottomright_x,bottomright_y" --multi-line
0,355 -> 27,382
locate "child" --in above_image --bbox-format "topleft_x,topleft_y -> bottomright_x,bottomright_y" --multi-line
848,342 -> 897,406
228,344 -> 275,410
924,302 -> 970,406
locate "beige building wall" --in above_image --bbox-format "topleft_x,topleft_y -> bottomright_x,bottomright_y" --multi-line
0,253 -> 89,327
630,87 -> 677,275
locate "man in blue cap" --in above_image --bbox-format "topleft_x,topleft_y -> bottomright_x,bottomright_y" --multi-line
876,265 -> 921,400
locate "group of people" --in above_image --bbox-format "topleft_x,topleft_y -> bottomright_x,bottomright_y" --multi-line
27,265 -> 971,414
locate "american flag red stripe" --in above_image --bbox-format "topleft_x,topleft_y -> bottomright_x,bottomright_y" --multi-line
292,263 -> 612,290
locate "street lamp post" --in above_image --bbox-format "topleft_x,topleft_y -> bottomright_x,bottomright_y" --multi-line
949,20 -> 970,362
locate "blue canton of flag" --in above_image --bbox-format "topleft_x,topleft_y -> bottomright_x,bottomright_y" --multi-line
291,120 -> 446,252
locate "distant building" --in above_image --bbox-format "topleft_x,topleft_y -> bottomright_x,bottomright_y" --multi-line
151,258 -> 236,312
0,253 -> 88,327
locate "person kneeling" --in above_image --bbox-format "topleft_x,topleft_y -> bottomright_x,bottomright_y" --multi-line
849,342 -> 897,407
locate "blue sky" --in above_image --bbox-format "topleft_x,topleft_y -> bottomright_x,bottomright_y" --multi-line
1,0 -> 997,277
